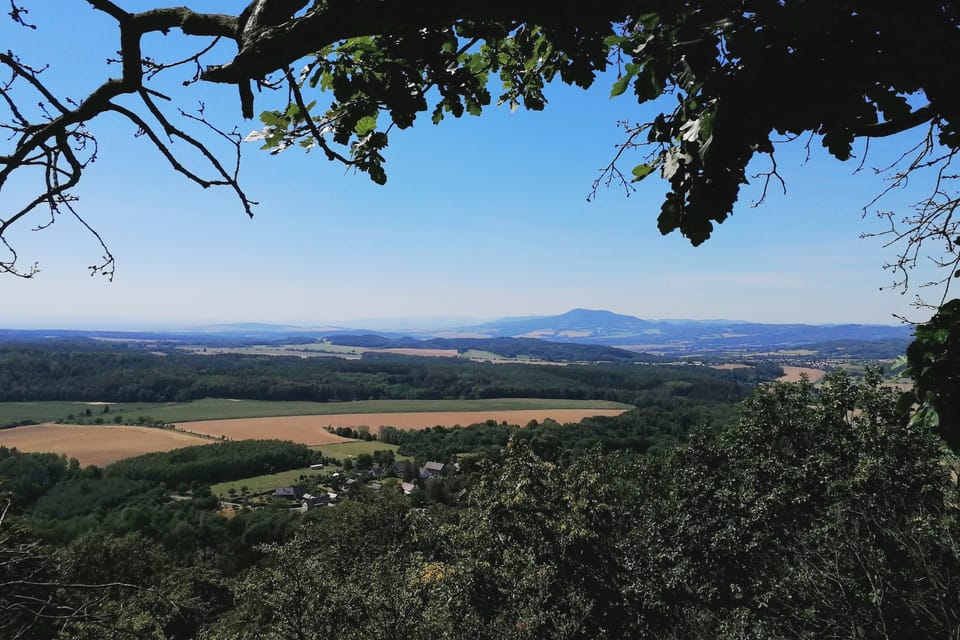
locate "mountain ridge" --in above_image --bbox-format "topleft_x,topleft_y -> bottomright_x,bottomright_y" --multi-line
0,309 -> 913,356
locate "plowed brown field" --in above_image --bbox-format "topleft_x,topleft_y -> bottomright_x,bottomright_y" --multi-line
0,424 -> 212,466
176,408 -> 628,443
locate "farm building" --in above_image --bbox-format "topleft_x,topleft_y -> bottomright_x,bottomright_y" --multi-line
420,461 -> 445,479
274,486 -> 306,500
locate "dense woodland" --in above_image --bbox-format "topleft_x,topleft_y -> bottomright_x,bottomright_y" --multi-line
0,341 -> 779,405
2,372 -> 958,638
380,398 -> 733,462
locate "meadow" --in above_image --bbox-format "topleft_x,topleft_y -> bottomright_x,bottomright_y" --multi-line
314,440 -> 406,460
210,468 -> 324,498
0,401 -> 117,426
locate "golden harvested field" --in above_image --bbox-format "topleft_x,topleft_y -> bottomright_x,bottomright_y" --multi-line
777,366 -> 827,383
175,416 -> 354,445
177,409 -> 628,443
0,424 -> 212,466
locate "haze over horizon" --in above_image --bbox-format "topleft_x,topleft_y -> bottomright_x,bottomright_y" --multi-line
0,306 -> 914,333
0,4 -> 942,330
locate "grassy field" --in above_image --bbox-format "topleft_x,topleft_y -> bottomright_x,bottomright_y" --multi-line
312,441 -> 407,461
211,468 -> 325,498
0,398 -> 633,425
0,401 -> 115,426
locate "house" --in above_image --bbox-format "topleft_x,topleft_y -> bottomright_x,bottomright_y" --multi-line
301,494 -> 333,510
369,481 -> 383,492
273,486 -> 306,500
419,461 -> 445,480
400,482 -> 416,495
309,463 -> 324,470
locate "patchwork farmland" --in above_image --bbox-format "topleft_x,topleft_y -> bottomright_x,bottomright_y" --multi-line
174,408 -> 630,443
0,399 -> 632,464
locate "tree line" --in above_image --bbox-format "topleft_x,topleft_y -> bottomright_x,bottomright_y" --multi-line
380,396 -> 736,464
106,440 -> 321,486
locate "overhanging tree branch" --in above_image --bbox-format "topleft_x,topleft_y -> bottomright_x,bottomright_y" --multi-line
1,0 -> 959,303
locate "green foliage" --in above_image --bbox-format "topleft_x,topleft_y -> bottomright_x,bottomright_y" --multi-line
906,298 -> 960,450
32,476 -> 155,519
266,15 -> 612,186
621,371 -> 958,637
380,395 -> 735,463
214,492 -> 417,640
0,446 -> 68,508
4,371 -> 958,638
253,3 -> 960,249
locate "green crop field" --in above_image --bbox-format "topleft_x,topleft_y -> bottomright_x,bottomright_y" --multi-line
0,398 -> 633,426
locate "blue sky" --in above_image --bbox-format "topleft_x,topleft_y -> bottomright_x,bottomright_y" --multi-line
0,3 -> 941,329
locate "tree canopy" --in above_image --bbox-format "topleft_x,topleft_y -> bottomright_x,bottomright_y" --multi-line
2,0 -> 958,296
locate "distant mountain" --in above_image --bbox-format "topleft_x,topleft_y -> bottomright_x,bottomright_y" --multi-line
464,308 -> 656,339
452,308 -> 914,354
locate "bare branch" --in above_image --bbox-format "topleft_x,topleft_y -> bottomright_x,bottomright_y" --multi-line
860,123 -> 960,307
588,120 -> 652,202
750,151 -> 787,207
1,4 -> 251,276
6,1 -> 35,29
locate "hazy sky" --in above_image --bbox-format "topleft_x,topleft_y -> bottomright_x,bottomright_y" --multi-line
0,4 -> 943,329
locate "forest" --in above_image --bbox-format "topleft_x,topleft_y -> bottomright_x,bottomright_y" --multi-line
0,341 -> 779,406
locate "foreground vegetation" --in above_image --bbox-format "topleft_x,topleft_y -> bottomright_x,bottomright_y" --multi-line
2,370 -> 958,638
